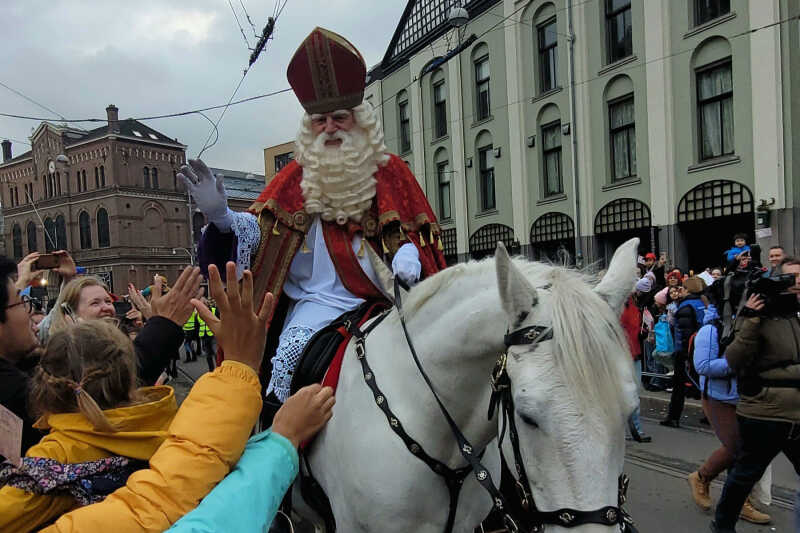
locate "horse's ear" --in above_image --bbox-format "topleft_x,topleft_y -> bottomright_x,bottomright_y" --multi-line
594,237 -> 639,314
365,242 -> 401,303
495,241 -> 538,325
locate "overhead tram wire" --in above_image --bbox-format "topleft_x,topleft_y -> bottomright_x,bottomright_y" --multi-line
0,80 -> 68,122
239,0 -> 260,38
227,0 -> 252,49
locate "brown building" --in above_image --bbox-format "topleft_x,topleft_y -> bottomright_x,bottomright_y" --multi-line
263,141 -> 294,184
0,105 -> 193,293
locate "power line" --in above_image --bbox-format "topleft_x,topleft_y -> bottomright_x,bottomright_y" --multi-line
227,0 -> 252,49
0,80 -> 67,122
239,0 -> 259,38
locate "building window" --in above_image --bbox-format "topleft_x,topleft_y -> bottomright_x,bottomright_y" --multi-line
537,18 -> 558,93
478,145 -> 495,211
398,99 -> 411,153
475,56 -> 491,120
695,0 -> 730,26
436,161 -> 451,220
44,217 -> 55,253
697,61 -> 733,160
274,152 -> 293,172
152,167 -> 159,189
605,0 -> 632,64
143,167 -> 151,189
56,172 -> 62,196
79,211 -> 92,249
26,221 -> 37,253
99,165 -> 105,187
609,96 -> 636,180
55,215 -> 67,249
433,82 -> 447,138
12,224 -> 22,260
97,208 -> 110,248
81,170 -> 87,191
94,167 -> 100,188
542,121 -> 563,196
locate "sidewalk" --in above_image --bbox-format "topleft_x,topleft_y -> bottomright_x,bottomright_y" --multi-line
639,388 -> 706,429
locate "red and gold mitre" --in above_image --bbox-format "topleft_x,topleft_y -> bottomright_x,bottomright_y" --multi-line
286,27 -> 367,115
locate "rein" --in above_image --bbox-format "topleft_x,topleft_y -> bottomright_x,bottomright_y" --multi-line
350,277 -> 638,532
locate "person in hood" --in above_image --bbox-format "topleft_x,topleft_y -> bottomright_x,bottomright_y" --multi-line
0,320 -> 178,533
686,305 -> 770,524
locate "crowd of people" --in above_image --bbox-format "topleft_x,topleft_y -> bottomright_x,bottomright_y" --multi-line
624,233 -> 800,532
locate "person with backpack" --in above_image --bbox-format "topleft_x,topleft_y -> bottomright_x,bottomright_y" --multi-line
686,305 -> 771,524
661,276 -> 707,428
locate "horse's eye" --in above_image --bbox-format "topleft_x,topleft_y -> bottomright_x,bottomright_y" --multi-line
520,414 -> 538,428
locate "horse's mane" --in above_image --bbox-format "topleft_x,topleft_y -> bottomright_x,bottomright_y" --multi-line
405,258 -> 631,421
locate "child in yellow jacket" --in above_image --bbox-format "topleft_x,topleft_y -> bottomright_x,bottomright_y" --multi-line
0,319 -> 178,533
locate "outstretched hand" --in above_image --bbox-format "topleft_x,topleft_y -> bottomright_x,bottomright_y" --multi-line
177,159 -> 228,224
272,384 -> 335,448
150,267 -> 203,326
191,262 -> 274,372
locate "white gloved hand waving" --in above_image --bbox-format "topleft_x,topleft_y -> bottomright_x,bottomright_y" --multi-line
392,242 -> 422,286
177,159 -> 232,231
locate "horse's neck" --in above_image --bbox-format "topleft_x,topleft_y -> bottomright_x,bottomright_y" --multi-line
375,277 -> 506,463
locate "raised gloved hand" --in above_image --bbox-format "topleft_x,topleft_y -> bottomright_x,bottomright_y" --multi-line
177,159 -> 232,231
392,243 -> 422,286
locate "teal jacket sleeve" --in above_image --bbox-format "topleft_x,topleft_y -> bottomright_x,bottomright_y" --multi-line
168,429 -> 299,533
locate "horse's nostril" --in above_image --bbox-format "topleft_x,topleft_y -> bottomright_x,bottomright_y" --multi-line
519,413 -> 538,427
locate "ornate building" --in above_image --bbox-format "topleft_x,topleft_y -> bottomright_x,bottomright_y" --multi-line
0,105 -> 192,292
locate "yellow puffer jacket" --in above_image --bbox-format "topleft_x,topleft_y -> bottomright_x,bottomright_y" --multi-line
41,361 -> 262,533
0,386 -> 177,533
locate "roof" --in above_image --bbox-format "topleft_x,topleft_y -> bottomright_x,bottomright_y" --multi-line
65,119 -> 184,148
210,167 -> 265,201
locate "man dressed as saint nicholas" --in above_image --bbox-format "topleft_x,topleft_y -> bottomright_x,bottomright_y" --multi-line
179,27 -> 446,416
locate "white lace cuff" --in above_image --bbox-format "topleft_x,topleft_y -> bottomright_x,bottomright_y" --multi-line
230,210 -> 260,279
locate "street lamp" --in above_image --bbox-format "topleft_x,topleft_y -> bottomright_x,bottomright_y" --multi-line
172,247 -> 195,266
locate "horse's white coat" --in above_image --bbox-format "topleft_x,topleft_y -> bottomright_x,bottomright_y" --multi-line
300,239 -> 640,532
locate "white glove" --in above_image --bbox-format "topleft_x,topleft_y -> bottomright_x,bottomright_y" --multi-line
177,159 -> 232,231
392,243 -> 422,286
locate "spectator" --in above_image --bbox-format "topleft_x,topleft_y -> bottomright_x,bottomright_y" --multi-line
38,263 -> 334,533
766,245 -> 785,276
41,277 -> 115,342
641,252 -> 667,291
0,256 -> 44,457
622,283 -> 652,443
711,257 -> 800,532
711,268 -> 723,282
666,269 -> 683,289
724,233 -> 750,264
182,309 -> 200,363
661,277 -> 706,428
198,298 -> 218,373
687,304 -> 770,524
0,320 -> 179,533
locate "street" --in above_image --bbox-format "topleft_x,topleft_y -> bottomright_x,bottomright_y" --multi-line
173,355 -> 796,532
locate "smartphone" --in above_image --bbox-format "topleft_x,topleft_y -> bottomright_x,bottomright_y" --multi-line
33,254 -> 59,270
113,301 -> 133,317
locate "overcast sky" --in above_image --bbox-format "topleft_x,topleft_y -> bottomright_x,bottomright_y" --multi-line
0,0 -> 406,174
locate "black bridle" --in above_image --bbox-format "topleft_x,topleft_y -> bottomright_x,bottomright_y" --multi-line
348,278 -> 638,533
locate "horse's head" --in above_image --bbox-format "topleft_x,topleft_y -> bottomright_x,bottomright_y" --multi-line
494,239 -> 639,531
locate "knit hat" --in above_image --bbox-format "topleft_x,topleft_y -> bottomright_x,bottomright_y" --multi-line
654,287 -> 668,306
645,252 -> 657,261
683,276 -> 706,294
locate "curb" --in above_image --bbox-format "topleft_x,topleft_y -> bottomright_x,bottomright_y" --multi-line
638,389 -> 707,430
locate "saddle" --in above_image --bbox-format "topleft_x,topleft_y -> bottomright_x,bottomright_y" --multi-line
290,301 -> 388,396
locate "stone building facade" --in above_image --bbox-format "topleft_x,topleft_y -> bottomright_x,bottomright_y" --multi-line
0,105 -> 193,292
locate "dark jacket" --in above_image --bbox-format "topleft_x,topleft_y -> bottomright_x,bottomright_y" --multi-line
674,295 -> 706,353
725,312 -> 800,423
0,355 -> 43,456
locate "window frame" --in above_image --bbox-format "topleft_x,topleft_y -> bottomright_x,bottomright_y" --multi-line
97,208 -> 110,248
26,221 -> 38,253
474,55 -> 491,121
398,99 -> 412,153
143,167 -> 151,189
605,0 -> 633,64
436,160 -> 452,221
541,120 -> 564,197
477,144 -> 496,212
608,94 -> 637,181
432,81 -> 448,139
694,0 -> 730,27
696,59 -> 734,161
79,211 -> 92,250
537,17 -> 558,94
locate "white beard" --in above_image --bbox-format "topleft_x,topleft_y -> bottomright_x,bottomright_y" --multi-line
297,127 -> 380,225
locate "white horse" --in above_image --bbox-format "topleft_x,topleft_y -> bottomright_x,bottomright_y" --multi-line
296,238 -> 641,532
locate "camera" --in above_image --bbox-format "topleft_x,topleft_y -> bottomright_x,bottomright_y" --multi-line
744,272 -> 798,316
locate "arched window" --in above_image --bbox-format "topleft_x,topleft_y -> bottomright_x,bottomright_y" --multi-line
475,130 -> 495,212
469,224 -> 516,260
431,70 -> 447,139
26,221 -> 37,253
44,217 -> 55,252
99,165 -> 105,187
397,90 -> 411,153
143,167 -> 151,189
151,167 -> 159,189
434,148 -> 451,221
604,75 -> 636,182
79,211 -> 92,249
538,104 -> 563,197
692,37 -> 734,161
97,208 -> 110,248
55,215 -> 67,250
12,224 -> 22,259
472,43 -> 491,121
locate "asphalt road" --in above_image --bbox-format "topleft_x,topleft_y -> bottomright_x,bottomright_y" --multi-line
172,355 -> 797,532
